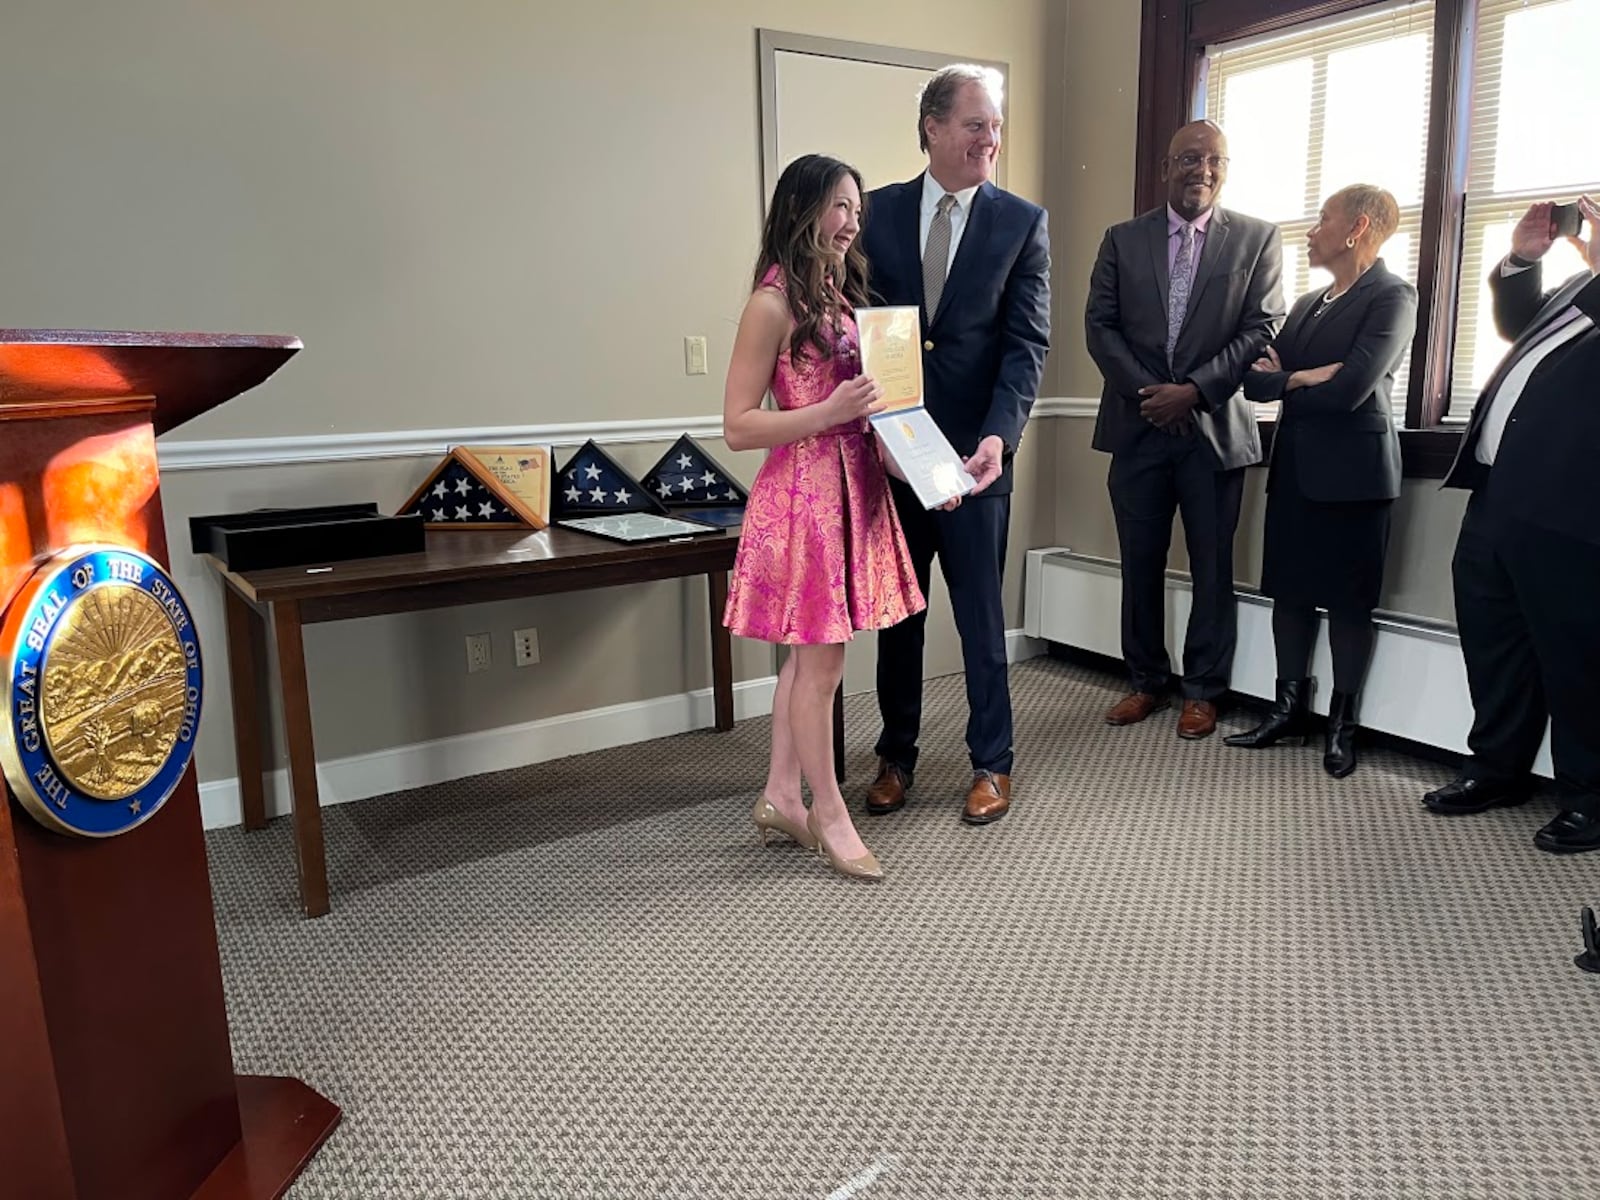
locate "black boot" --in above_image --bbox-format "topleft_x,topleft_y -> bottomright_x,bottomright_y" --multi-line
1224,678 -> 1312,748
1324,690 -> 1359,778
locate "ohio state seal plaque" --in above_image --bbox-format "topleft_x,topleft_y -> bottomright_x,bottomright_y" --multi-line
1,546 -> 203,837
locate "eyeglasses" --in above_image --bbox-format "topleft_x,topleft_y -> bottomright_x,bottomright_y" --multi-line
1172,152 -> 1229,171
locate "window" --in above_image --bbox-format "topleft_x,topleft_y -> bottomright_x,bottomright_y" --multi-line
1201,2 -> 1435,416
1450,0 -> 1600,414
1138,0 -> 1599,473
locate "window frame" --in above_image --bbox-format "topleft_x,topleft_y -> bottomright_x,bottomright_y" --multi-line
1138,0 -> 1475,477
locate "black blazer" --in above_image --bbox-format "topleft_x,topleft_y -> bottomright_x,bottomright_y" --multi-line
1444,265 -> 1600,546
1086,205 -> 1285,470
1243,260 -> 1417,503
862,176 -> 1052,498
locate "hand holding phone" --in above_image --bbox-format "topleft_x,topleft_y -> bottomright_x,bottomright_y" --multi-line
1551,201 -> 1584,239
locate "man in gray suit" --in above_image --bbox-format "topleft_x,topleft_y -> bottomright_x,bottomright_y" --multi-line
1085,120 -> 1284,739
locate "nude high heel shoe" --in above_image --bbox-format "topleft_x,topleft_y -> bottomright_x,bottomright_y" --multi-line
751,796 -> 818,849
806,809 -> 885,881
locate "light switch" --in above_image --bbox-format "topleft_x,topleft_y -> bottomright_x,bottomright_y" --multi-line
684,335 -> 708,376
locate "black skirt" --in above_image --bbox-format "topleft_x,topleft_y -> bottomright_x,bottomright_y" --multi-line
1260,432 -> 1393,613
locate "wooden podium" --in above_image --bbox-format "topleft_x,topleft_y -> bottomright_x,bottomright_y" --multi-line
0,330 -> 339,1199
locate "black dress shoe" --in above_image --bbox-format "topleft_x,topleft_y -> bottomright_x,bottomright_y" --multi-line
1422,775 -> 1531,815
1535,811 -> 1600,855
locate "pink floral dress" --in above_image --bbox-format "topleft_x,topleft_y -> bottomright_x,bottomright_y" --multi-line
723,269 -> 925,644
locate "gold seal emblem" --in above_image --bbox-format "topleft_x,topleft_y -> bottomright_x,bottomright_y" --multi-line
40,585 -> 188,800
3,546 -> 203,838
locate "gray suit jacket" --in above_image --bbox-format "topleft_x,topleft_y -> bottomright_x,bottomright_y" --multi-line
1086,205 -> 1285,470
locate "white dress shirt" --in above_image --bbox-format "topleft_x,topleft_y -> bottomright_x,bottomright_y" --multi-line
1475,259 -> 1595,466
919,173 -> 980,273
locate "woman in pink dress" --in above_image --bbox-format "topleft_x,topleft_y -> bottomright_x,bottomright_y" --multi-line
723,154 -> 930,882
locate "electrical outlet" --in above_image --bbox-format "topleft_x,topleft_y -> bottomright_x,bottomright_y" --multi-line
513,626 -> 540,667
465,632 -> 491,673
684,335 -> 708,376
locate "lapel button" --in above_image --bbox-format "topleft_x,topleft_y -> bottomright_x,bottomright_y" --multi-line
924,340 -> 935,351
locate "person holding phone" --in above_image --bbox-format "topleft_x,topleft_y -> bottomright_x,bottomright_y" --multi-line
1424,195 -> 1600,854
1225,185 -> 1417,778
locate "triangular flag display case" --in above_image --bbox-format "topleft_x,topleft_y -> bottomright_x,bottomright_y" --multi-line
552,439 -> 667,519
642,434 -> 748,512
0,328 -> 338,1200
398,444 -> 552,530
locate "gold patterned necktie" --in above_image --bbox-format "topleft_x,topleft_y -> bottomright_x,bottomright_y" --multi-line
923,193 -> 957,317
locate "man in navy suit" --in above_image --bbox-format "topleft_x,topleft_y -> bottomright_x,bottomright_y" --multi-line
859,64 -> 1051,826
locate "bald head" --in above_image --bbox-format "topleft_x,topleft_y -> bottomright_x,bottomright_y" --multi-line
1162,121 -> 1229,220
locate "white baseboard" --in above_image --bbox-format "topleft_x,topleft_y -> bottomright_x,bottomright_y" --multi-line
199,675 -> 778,830
1024,547 -> 1555,777
199,627 -> 1044,830
1006,627 -> 1046,665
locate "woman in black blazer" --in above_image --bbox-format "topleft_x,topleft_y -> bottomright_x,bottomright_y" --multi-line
1226,184 -> 1418,777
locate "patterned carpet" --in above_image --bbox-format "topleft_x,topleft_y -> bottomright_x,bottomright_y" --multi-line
207,657 -> 1600,1199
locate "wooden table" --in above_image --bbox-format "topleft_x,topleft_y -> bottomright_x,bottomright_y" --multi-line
205,526 -> 742,917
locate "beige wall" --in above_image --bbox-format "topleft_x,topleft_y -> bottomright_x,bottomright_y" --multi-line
1048,0 -> 1465,625
2,0 -> 1049,441
0,0 -> 1054,785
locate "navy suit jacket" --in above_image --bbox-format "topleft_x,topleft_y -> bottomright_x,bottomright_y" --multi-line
862,176 -> 1051,497
1086,205 -> 1285,470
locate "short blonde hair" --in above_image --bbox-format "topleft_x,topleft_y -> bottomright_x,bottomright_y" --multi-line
1330,184 -> 1400,248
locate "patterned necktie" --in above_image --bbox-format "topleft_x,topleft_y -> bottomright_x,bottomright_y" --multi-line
923,193 -> 957,317
1167,221 -> 1195,362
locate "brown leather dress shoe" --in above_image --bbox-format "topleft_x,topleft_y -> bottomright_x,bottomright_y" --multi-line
1105,691 -> 1171,725
1177,699 -> 1218,739
865,759 -> 910,815
962,771 -> 1011,825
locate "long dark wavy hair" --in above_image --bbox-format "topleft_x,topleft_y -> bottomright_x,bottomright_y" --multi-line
753,154 -> 872,364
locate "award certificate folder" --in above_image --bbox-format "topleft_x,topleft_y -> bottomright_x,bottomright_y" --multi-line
855,305 -> 977,508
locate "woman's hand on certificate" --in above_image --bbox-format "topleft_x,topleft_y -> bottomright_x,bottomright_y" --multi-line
825,374 -> 885,424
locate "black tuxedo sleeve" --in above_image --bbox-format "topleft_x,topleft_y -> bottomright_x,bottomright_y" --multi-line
1490,259 -> 1550,341
1187,229 -> 1285,412
1282,283 -> 1418,417
1085,227 -> 1161,399
983,206 -> 1052,451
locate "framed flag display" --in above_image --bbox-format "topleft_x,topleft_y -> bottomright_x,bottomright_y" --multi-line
642,435 -> 747,525
552,440 -> 667,521
398,445 -> 551,530
559,513 -> 722,544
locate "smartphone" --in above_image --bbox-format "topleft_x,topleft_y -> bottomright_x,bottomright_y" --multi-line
1551,201 -> 1584,238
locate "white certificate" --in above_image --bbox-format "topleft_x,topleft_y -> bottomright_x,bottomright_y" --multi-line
870,408 -> 977,509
